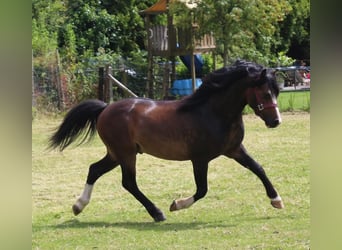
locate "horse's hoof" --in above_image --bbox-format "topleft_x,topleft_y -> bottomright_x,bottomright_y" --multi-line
153,212 -> 166,222
72,204 -> 82,215
271,199 -> 284,209
169,200 -> 178,211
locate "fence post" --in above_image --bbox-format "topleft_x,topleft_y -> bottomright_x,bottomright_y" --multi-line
190,53 -> 196,93
98,67 -> 104,101
104,65 -> 113,103
55,49 -> 65,110
122,69 -> 128,98
162,60 -> 170,99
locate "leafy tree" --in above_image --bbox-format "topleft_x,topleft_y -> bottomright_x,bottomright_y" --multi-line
281,0 -> 310,62
32,0 -> 65,59
191,0 -> 292,66
61,0 -> 155,57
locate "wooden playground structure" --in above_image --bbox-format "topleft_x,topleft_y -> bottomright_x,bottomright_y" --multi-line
140,0 -> 216,98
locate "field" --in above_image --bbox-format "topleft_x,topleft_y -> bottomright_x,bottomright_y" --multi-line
32,112 -> 310,249
277,90 -> 310,112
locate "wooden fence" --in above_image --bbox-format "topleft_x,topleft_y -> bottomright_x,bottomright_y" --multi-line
98,65 -> 138,103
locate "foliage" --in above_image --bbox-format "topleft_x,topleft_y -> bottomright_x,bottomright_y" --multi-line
32,0 -> 65,59
66,48 -> 122,103
169,1 -> 195,29
273,51 -> 296,67
32,0 -> 310,109
32,107 -> 37,121
111,49 -> 149,99
274,0 -> 310,60
189,0 -> 293,66
32,19 -> 58,60
175,53 -> 217,79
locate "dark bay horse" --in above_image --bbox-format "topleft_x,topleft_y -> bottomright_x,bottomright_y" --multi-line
49,60 -> 284,222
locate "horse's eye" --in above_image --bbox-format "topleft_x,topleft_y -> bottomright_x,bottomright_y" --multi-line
263,93 -> 272,100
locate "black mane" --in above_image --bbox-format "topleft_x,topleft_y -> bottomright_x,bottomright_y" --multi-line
177,60 -> 264,111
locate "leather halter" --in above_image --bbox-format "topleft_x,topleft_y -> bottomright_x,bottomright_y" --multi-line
246,87 -> 278,111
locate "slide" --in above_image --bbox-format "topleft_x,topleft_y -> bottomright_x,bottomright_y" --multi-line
179,54 -> 204,77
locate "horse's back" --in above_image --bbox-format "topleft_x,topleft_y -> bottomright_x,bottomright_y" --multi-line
96,98 -> 191,160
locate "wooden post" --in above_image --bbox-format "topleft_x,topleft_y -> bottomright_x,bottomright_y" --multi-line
171,56 -> 176,84
147,55 -> 154,99
162,59 -> 170,99
105,65 -> 113,103
122,69 -> 128,98
190,14 -> 196,94
55,49 -> 65,110
145,15 -> 154,99
191,53 -> 196,93
104,67 -> 109,103
98,67 -> 104,101
103,65 -> 113,103
107,74 -> 138,98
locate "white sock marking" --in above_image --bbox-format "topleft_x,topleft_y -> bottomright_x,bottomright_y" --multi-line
271,195 -> 282,202
75,184 -> 93,210
176,197 -> 195,210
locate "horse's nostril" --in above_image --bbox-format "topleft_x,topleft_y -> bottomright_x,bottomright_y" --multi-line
273,119 -> 280,127
267,119 -> 280,128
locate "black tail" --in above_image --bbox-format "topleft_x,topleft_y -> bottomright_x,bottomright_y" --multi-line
49,99 -> 108,151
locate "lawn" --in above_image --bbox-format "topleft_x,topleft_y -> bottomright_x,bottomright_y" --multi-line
277,90 -> 310,112
32,112 -> 310,249
243,90 -> 310,114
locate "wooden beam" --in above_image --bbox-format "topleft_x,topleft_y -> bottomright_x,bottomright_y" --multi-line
107,73 -> 138,98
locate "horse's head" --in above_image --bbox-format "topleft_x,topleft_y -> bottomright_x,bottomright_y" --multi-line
246,68 -> 281,128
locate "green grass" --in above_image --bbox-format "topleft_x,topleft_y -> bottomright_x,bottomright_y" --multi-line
244,90 -> 310,114
32,112 -> 310,249
277,91 -> 310,112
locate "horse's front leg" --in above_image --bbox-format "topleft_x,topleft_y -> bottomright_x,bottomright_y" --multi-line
227,145 -> 284,209
170,159 -> 209,211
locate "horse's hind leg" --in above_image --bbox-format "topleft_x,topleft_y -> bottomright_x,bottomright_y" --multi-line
120,155 -> 166,222
73,153 -> 118,215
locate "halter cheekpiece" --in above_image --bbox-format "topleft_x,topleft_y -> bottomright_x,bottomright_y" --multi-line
247,87 -> 278,111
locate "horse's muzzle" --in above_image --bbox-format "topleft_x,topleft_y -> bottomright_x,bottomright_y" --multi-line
266,118 -> 281,128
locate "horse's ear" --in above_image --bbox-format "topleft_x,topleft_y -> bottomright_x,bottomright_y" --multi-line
256,69 -> 267,85
260,68 -> 267,79
247,68 -> 267,87
247,66 -> 266,77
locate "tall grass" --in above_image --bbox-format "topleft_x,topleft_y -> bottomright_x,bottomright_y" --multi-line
32,113 -> 310,249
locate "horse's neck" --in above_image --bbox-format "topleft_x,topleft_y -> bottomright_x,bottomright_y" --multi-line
207,86 -> 247,121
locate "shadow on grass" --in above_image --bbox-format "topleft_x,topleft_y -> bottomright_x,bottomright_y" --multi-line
49,218 -> 237,232
40,213 -> 283,232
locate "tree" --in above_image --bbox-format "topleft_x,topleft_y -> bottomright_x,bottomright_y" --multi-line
191,0 -> 292,66
60,0 -> 155,57
280,0 -> 310,62
32,0 -> 65,59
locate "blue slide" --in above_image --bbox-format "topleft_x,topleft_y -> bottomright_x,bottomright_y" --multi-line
170,54 -> 204,96
179,54 -> 204,77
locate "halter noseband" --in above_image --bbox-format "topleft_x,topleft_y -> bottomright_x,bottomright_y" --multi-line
246,87 -> 278,111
